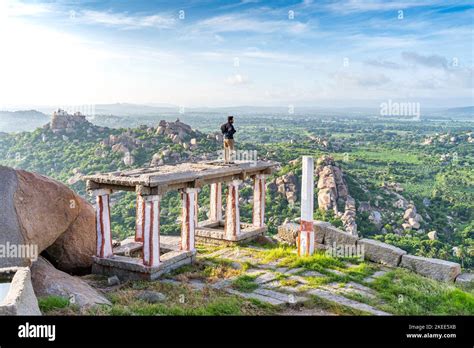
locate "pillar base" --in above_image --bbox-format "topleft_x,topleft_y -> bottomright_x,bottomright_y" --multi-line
92,250 -> 195,281
195,219 -> 266,245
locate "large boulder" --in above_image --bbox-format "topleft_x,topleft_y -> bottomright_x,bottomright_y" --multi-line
31,257 -> 111,309
0,167 -> 26,267
400,254 -> 461,282
45,197 -> 95,274
276,222 -> 299,245
0,166 -> 95,272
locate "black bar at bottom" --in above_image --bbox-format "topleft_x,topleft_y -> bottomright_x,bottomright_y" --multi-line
0,316 -> 472,346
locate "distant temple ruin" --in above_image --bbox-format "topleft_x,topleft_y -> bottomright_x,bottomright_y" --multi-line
50,109 -> 89,133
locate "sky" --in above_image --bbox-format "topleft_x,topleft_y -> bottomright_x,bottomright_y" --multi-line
0,0 -> 472,109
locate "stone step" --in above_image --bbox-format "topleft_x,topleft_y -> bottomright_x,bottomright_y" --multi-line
285,267 -> 305,275
307,289 -> 391,316
301,270 -> 324,278
363,270 -> 388,283
226,288 -> 286,306
320,282 -> 376,299
254,272 -> 278,284
253,288 -> 308,304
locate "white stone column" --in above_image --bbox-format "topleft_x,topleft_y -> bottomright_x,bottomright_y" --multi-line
135,194 -> 145,242
225,180 -> 242,239
93,189 -> 113,258
299,156 -> 315,256
181,188 -> 199,252
142,195 -> 160,267
209,182 -> 222,222
194,189 -> 199,228
252,174 -> 266,228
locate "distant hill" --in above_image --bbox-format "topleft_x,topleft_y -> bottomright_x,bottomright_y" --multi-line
0,110 -> 49,133
445,106 -> 474,116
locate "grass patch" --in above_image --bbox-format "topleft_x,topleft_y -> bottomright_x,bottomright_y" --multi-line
87,281 -> 274,316
231,274 -> 259,293
281,251 -> 346,271
339,262 -> 374,282
370,268 -> 474,315
280,278 -> 299,287
260,245 -> 295,263
38,295 -> 70,313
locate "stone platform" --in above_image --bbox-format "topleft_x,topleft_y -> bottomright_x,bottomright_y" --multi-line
84,159 -> 276,280
196,220 -> 266,245
92,236 -> 189,281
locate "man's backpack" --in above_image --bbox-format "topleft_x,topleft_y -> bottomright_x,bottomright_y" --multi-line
220,123 -> 227,134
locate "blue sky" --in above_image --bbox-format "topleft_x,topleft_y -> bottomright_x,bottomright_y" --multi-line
0,0 -> 472,108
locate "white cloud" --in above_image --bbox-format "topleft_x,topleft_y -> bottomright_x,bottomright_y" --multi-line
193,14 -> 308,34
227,74 -> 250,85
80,10 -> 176,29
1,0 -> 53,17
325,0 -> 440,14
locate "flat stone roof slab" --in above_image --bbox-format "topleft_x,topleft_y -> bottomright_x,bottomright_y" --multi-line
84,160 -> 276,193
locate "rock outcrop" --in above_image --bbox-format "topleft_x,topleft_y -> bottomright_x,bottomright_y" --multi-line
31,257 -> 111,309
267,172 -> 298,205
0,166 -> 95,273
156,119 -> 198,146
402,204 -> 423,230
315,156 -> 357,236
48,109 -> 91,134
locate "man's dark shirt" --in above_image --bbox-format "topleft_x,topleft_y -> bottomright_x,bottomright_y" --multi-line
221,122 -> 236,139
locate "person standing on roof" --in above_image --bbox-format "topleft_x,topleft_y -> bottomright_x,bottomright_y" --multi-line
221,116 -> 236,163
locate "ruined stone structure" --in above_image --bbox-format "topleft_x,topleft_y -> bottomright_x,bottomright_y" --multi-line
83,160 -> 275,280
50,109 -> 89,133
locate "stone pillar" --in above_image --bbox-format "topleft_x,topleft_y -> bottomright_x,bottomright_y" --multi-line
209,182 -> 222,222
142,195 -> 160,267
181,188 -> 199,252
135,194 -> 145,242
225,180 -> 242,239
93,189 -> 113,258
298,156 -> 315,256
252,174 -> 266,228
194,189 -> 199,228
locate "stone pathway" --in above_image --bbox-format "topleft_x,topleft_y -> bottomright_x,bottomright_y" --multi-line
162,246 -> 393,315
307,289 -> 391,316
363,270 -> 388,283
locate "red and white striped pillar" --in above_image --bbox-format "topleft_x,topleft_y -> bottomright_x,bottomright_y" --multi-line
209,182 -> 222,222
135,194 -> 145,242
142,195 -> 160,267
194,189 -> 199,228
181,188 -> 199,252
252,174 -> 266,228
93,189 -> 113,258
298,156 -> 315,256
225,180 -> 242,239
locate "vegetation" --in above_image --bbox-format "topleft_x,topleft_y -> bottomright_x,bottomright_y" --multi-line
365,268 -> 474,315
38,295 -> 71,313
0,113 -> 472,268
